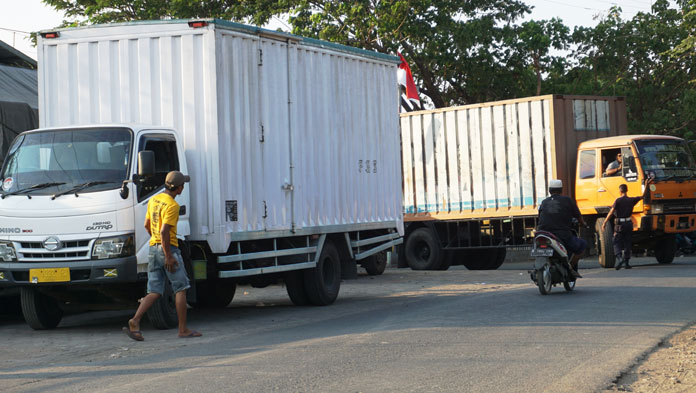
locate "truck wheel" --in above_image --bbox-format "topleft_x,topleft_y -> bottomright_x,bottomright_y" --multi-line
303,241 -> 341,306
20,287 -> 63,330
285,270 -> 310,306
655,235 -> 677,264
405,228 -> 443,270
462,250 -> 485,270
192,279 -> 236,308
362,251 -> 388,275
486,248 -> 506,270
147,281 -> 178,329
596,218 -> 616,268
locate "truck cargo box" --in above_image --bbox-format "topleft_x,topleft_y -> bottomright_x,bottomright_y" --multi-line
37,19 -> 403,252
400,95 -> 627,221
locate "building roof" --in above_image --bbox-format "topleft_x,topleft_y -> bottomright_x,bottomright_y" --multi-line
0,40 -> 36,69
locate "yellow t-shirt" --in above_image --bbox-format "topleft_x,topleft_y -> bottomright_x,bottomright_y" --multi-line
147,192 -> 180,247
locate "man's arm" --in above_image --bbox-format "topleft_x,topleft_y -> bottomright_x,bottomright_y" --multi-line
571,200 -> 586,227
160,223 -> 178,273
144,217 -> 151,237
605,161 -> 622,176
601,206 -> 616,231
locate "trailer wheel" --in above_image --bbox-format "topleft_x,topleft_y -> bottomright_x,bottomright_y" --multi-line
461,250 -> 485,270
596,218 -> 616,268
20,287 -> 63,330
285,270 -> 310,306
655,235 -> 677,264
193,279 -> 236,308
486,248 -> 506,270
146,281 -> 178,329
362,251 -> 388,275
405,228 -> 443,270
303,241 -> 341,306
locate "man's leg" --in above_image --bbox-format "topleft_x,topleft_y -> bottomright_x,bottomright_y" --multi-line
175,290 -> 188,334
128,292 -> 161,335
613,230 -> 625,269
623,231 -> 633,268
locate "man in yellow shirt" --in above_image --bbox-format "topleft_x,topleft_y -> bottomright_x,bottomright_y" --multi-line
124,171 -> 201,340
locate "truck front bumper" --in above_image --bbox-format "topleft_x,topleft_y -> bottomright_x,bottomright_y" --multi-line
641,214 -> 696,233
0,256 -> 139,286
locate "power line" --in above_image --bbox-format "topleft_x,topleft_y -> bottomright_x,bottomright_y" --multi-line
0,27 -> 31,35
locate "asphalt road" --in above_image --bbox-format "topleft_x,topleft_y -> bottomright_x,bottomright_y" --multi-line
1,255 -> 696,392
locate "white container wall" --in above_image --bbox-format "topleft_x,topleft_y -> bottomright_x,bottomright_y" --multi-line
38,20 -> 403,252
400,95 -> 628,221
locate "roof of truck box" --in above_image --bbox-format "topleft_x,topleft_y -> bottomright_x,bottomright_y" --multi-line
578,134 -> 684,149
39,19 -> 400,64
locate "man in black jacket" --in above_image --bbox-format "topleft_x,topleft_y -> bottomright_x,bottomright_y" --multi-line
538,179 -> 587,278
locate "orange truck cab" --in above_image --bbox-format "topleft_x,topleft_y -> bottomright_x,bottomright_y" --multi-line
575,135 -> 696,267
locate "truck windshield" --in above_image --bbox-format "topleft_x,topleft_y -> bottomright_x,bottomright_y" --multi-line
1,127 -> 132,196
635,140 -> 696,180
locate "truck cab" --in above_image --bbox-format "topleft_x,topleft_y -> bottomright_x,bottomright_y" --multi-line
0,124 -> 188,328
575,135 -> 696,267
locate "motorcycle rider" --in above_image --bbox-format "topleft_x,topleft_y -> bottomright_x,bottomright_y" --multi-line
537,179 -> 587,278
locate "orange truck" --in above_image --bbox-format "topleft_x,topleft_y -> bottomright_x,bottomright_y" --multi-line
399,94 -> 696,270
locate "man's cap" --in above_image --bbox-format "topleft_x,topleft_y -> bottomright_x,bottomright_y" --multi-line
165,171 -> 190,188
549,179 -> 563,189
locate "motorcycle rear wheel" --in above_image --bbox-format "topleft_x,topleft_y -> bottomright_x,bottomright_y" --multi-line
536,265 -> 552,295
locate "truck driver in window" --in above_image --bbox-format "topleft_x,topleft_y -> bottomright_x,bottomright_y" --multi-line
604,152 -> 622,176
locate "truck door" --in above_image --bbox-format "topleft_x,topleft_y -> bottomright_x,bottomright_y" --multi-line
257,39 -> 293,231
575,149 -> 598,209
133,133 -> 190,263
598,147 -> 640,207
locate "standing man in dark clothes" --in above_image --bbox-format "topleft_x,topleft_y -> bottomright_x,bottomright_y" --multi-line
601,177 -> 653,270
538,179 -> 588,278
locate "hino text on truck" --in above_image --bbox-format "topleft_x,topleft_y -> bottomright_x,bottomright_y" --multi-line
0,20 -> 403,330
398,95 -> 696,270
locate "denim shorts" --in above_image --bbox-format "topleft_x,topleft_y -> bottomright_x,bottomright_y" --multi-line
147,244 -> 191,295
566,236 -> 588,255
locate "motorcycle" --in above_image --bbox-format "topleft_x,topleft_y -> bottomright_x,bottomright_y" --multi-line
529,230 -> 577,295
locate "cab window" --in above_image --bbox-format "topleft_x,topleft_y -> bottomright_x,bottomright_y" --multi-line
578,150 -> 596,179
601,149 -> 622,177
137,135 -> 179,202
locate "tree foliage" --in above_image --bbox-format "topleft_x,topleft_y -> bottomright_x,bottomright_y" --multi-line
41,0 -> 696,137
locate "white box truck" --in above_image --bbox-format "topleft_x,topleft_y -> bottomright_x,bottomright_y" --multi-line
0,19 -> 403,329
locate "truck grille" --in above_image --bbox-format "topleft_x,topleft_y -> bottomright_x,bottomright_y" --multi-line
16,239 -> 93,262
663,199 -> 696,214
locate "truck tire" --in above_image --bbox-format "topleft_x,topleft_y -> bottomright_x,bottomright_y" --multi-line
303,241 -> 341,306
147,281 -> 178,329
487,248 -> 506,270
655,235 -> 677,264
461,250 -> 485,270
192,279 -> 236,308
285,270 -> 310,306
596,218 -> 616,268
361,251 -> 388,275
20,287 -> 63,330
405,227 -> 443,270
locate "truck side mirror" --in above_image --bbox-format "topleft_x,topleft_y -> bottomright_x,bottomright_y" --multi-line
138,150 -> 156,177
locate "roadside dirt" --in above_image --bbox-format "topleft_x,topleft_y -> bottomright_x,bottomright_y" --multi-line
604,324 -> 696,392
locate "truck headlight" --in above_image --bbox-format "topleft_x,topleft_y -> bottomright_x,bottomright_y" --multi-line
651,204 -> 664,214
0,241 -> 17,262
92,235 -> 134,260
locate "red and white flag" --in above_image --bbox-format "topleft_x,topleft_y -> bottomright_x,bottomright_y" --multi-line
397,52 -> 421,112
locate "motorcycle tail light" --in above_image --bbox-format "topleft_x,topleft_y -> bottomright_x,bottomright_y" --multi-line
536,238 -> 550,248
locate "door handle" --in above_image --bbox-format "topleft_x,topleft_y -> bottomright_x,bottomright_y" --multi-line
598,188 -> 606,192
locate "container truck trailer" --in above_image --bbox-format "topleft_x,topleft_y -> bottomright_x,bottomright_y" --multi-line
0,19 -> 403,330
399,95 -> 696,270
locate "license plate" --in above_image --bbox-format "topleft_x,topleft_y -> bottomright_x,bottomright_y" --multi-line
530,248 -> 554,257
29,268 -> 70,283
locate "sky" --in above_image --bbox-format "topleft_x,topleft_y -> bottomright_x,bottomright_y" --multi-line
0,0 -> 661,61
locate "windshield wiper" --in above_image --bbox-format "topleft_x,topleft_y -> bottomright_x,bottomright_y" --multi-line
51,181 -> 118,200
1,182 -> 66,199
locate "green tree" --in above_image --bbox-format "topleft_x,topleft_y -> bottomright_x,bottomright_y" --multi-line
556,1 -> 696,137
42,0 -> 534,108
